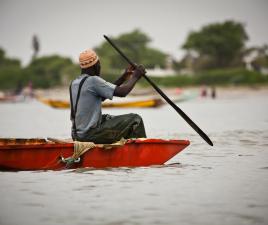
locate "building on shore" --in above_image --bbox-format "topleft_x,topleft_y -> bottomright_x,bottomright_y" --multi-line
147,55 -> 176,77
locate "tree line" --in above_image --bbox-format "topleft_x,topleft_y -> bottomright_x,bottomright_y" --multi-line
0,20 -> 268,90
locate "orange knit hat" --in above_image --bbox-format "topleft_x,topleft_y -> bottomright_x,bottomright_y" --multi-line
79,49 -> 99,68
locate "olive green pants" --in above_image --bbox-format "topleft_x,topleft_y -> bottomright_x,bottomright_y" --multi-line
74,113 -> 146,144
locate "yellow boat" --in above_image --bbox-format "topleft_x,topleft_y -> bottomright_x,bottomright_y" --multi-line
37,97 -> 164,109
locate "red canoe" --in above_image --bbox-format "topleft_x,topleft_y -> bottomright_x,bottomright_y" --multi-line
0,138 -> 190,171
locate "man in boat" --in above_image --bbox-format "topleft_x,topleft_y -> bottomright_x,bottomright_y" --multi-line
70,49 -> 147,143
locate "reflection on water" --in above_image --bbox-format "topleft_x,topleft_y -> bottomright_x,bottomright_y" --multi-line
0,90 -> 268,225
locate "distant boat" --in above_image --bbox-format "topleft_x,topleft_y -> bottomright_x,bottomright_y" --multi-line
36,97 -> 164,108
170,90 -> 199,103
36,90 -> 198,109
0,95 -> 17,102
0,138 -> 190,170
0,95 -> 27,103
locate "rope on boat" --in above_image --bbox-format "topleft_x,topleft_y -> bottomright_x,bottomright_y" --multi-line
59,139 -> 127,168
60,141 -> 96,168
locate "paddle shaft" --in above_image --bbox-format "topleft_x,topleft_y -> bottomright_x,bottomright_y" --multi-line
103,35 -> 213,146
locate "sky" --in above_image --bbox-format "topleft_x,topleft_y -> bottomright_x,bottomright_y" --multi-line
0,0 -> 267,66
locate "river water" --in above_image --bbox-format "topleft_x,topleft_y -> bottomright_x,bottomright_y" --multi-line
0,88 -> 268,225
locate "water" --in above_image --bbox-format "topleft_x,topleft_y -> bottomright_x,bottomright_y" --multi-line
0,88 -> 268,225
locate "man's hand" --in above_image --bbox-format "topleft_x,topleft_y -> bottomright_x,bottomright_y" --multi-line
133,65 -> 146,79
113,64 -> 146,87
122,64 -> 136,80
114,64 -> 146,97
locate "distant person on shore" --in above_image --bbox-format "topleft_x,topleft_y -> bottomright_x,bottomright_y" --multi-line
211,86 -> 216,99
14,81 -> 23,95
201,86 -> 207,97
69,49 -> 147,143
22,81 -> 34,98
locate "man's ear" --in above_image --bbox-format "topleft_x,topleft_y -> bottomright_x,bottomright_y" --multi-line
95,62 -> 101,76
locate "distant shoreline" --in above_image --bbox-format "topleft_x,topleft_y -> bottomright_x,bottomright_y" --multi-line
34,85 -> 268,100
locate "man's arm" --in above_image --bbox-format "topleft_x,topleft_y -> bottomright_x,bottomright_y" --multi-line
114,65 -> 146,97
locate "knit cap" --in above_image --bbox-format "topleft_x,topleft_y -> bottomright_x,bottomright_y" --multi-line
79,49 -> 99,68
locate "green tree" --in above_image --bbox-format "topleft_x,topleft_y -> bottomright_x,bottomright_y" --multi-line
0,48 -> 21,68
0,48 -> 23,90
0,48 -> 80,90
95,29 -> 167,72
251,45 -> 268,70
182,20 -> 248,69
25,55 -> 79,88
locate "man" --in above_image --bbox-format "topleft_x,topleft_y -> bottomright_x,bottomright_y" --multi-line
70,49 -> 147,143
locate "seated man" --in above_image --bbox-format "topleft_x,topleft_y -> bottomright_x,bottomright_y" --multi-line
70,49 -> 147,143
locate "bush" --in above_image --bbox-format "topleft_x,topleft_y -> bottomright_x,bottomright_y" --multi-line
0,48 -> 23,90
0,67 -> 23,90
195,68 -> 267,85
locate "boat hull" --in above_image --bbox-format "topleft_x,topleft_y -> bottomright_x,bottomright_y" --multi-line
37,97 -> 163,109
0,139 -> 190,171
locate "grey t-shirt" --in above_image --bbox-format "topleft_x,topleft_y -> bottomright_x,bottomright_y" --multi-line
70,74 -> 116,137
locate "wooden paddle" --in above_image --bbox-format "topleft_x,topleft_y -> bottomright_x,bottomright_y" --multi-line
104,35 -> 213,146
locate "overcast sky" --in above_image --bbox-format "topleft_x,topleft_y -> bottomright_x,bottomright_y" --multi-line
0,0 -> 267,65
